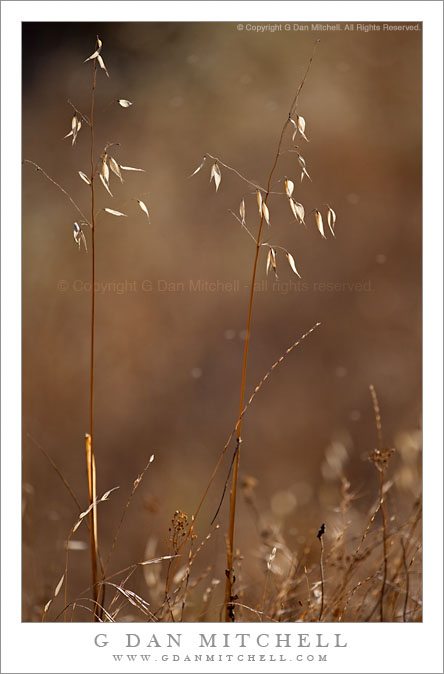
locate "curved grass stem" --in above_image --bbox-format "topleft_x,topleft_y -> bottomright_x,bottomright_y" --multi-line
87,59 -> 100,622
224,41 -> 319,621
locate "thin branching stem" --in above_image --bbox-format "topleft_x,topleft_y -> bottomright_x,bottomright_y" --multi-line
401,538 -> 409,622
22,160 -> 90,225
27,433 -> 81,512
225,133 -> 285,621
205,153 -> 267,193
370,384 -> 383,451
224,40 -> 319,622
89,62 -> 97,451
164,323 -> 320,598
379,469 -> 389,621
67,99 -> 91,126
228,210 -> 258,243
103,457 -> 154,574
369,384 -> 389,622
88,58 -> 100,621
319,535 -> 325,621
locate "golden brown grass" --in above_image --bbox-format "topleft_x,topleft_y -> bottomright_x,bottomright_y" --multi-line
25,36 -> 150,622
191,40 -> 340,621
24,36 -> 422,624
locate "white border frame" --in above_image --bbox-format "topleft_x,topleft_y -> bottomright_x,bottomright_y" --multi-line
2,3 -> 442,673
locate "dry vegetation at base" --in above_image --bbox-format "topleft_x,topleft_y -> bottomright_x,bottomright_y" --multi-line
35,446 -> 422,622
22,23 -> 422,623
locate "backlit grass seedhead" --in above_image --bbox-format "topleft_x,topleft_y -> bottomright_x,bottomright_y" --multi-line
192,40 -> 341,620
73,221 -> 87,252
210,161 -> 222,191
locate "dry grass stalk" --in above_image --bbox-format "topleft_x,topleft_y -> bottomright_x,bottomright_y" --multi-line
42,484 -> 118,622
26,36 -> 150,622
368,384 -> 395,621
104,455 -> 155,574
27,433 -> 82,512
87,50 -> 100,621
85,432 -> 99,618
317,523 -> 326,621
164,322 -> 321,596
193,40 -> 329,621
22,160 -> 90,224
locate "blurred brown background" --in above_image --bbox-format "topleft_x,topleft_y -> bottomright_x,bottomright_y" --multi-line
22,22 -> 422,621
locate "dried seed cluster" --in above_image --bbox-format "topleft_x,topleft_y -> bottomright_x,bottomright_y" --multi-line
191,109 -> 338,280
369,447 -> 396,472
64,37 -> 150,250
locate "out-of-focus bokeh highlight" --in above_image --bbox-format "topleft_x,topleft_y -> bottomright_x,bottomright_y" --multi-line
22,22 -> 421,621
